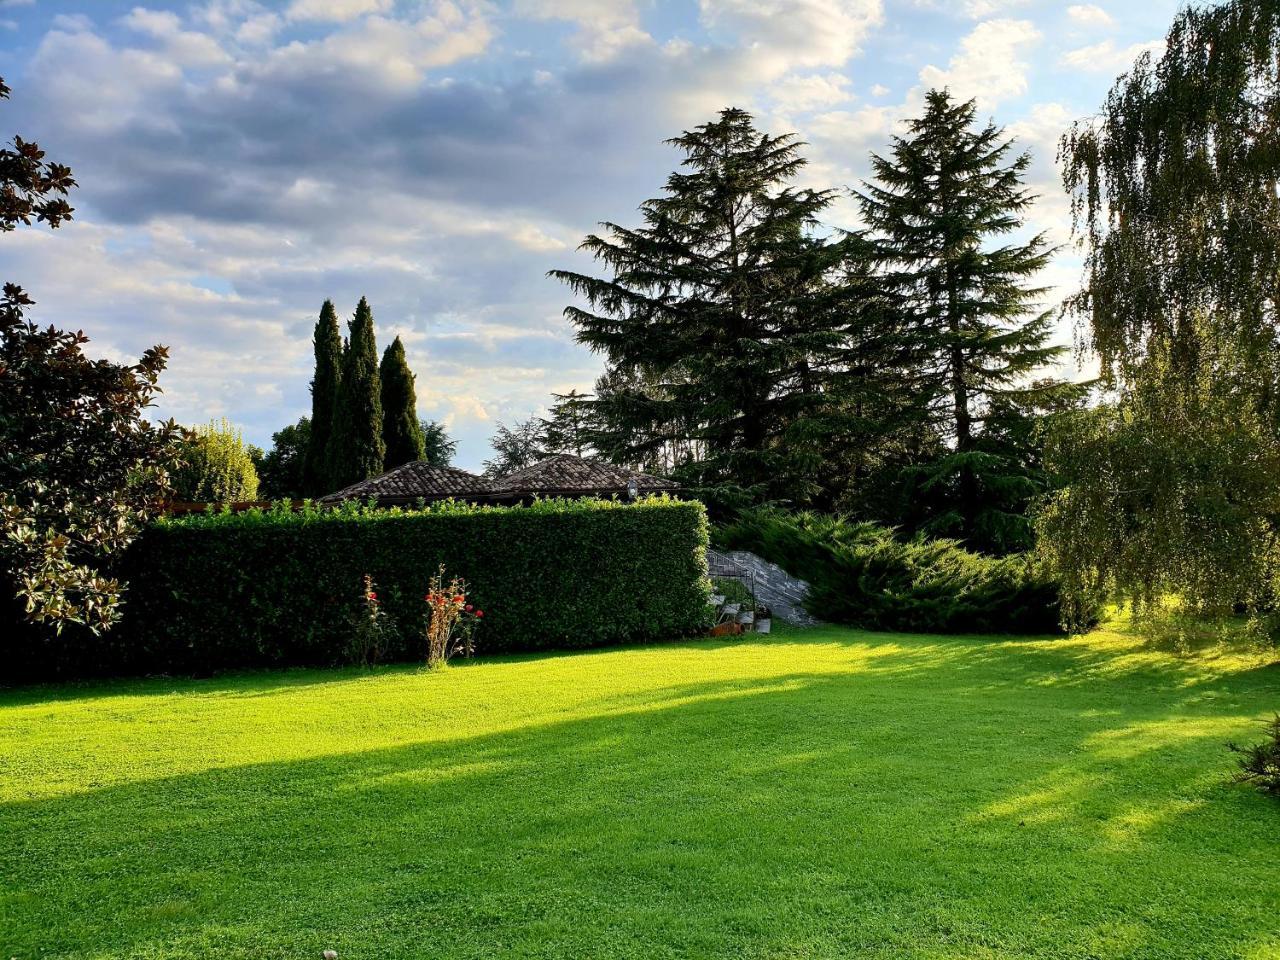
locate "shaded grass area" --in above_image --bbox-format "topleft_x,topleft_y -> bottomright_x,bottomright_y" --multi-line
2,625 -> 1278,959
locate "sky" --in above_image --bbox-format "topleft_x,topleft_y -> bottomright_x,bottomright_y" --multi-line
0,0 -> 1179,471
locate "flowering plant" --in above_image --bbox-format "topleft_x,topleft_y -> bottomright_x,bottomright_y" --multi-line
423,565 -> 484,667
349,573 -> 394,665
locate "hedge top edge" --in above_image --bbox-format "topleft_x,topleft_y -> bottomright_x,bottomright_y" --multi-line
156,493 -> 699,530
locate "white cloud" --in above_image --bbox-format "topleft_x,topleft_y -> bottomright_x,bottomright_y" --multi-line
121,6 -> 230,67
918,18 -> 1041,108
768,72 -> 852,112
1066,4 -> 1113,27
1060,37 -> 1164,73
286,0 -> 392,23
262,4 -> 492,89
962,0 -> 1029,17
236,12 -> 281,45
700,0 -> 883,74
513,0 -> 651,61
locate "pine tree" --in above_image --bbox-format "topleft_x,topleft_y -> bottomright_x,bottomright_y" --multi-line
302,300 -> 342,496
326,297 -> 385,489
379,336 -> 425,470
419,419 -> 457,467
540,389 -> 594,457
857,89 -> 1076,552
482,416 -> 545,479
552,107 -> 845,503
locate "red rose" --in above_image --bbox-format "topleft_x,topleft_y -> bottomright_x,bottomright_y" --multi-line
369,593 -> 377,600
475,610 -> 484,618
465,604 -> 473,612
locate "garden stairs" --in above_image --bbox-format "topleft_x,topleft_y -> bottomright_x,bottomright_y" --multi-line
706,549 -> 823,627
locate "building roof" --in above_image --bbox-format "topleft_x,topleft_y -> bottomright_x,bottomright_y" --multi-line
319,461 -> 489,505
485,454 -> 677,497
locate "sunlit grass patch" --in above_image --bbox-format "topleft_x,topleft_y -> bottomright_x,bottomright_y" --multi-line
2,624 -> 1277,959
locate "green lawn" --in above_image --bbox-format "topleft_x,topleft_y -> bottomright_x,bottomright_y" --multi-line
2,625 -> 1278,959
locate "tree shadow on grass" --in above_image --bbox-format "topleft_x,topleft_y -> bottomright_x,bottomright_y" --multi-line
3,644 -> 1279,960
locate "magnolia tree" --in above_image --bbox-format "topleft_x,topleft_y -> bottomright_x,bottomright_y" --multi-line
0,77 -> 182,634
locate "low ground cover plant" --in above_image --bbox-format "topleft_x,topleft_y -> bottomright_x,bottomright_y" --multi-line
1231,714 -> 1280,797
716,508 -> 1085,634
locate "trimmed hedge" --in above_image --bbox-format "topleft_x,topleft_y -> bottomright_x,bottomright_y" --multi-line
12,496 -> 711,678
716,508 -> 1082,634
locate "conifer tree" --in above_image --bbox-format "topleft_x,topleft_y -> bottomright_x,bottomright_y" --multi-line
540,389 -> 595,457
302,299 -> 342,496
326,297 -> 384,489
552,107 -> 845,503
419,419 -> 457,467
858,89 -> 1077,552
379,335 -> 425,469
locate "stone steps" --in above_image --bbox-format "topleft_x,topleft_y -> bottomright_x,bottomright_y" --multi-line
706,548 -> 824,627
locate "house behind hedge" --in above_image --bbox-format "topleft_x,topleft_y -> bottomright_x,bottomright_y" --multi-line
320,453 -> 678,507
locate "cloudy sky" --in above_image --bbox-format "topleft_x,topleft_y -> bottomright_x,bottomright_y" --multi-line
1,0 -> 1175,470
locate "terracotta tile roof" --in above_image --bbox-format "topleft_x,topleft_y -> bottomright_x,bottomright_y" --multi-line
320,461 -> 489,505
486,454 -> 677,496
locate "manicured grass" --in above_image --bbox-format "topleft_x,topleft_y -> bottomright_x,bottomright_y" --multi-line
2,625 -> 1278,959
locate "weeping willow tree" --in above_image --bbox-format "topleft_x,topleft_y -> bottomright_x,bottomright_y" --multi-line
1041,0 -> 1280,626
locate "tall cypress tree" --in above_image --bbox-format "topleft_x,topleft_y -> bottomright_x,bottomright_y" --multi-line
302,299 -> 342,496
326,296 -> 385,489
552,107 -> 845,504
857,89 -> 1076,552
379,335 -> 425,470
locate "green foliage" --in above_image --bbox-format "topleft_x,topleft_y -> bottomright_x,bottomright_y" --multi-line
253,417 -> 309,501
1230,715 -> 1280,797
482,415 -> 546,479
1060,0 -> 1280,382
302,300 -> 341,496
0,77 -> 182,635
172,418 -> 260,503
857,89 -> 1073,550
1052,0 -> 1280,616
1037,334 -> 1280,631
419,418 -> 456,467
552,107 -> 848,502
349,573 -> 394,666
327,296 -> 384,490
380,336 -> 425,470
717,508 -> 1078,634
541,389 -> 594,457
13,497 -> 710,677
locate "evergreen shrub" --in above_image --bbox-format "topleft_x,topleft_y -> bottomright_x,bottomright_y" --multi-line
716,508 -> 1085,634
10,496 -> 710,678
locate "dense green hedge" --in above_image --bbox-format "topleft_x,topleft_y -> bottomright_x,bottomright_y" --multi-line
12,497 -> 711,678
716,509 -> 1085,634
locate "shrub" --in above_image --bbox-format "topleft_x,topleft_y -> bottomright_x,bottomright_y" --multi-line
422,565 -> 483,668
172,418 -> 260,503
716,508 -> 1084,634
1230,715 -> 1280,797
7,496 -> 710,679
348,574 -> 394,666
